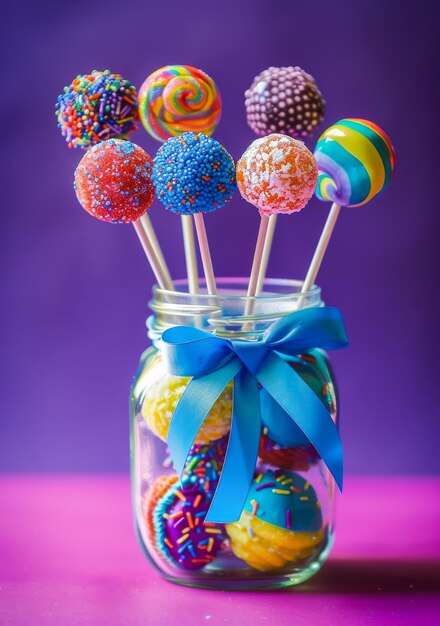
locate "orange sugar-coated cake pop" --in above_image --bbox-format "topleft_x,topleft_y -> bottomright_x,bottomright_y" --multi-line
236,134 -> 318,216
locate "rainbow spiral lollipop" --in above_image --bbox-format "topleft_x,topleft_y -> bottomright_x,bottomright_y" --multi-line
138,65 -> 221,142
314,118 -> 395,207
301,118 -> 395,295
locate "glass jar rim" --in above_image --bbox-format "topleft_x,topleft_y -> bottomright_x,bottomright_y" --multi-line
152,277 -> 321,303
148,277 -> 323,339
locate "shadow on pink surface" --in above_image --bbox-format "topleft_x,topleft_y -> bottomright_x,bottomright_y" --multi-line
302,559 -> 440,594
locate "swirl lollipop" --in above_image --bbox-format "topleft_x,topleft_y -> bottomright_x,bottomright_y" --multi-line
138,65 -> 221,141
74,139 -> 173,290
302,118 -> 395,293
153,132 -> 236,294
237,134 -> 318,312
139,65 -> 222,294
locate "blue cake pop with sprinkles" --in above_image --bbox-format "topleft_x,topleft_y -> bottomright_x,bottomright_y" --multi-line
243,470 -> 322,532
152,132 -> 236,215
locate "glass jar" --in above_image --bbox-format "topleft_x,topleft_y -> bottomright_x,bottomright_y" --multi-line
130,278 -> 340,590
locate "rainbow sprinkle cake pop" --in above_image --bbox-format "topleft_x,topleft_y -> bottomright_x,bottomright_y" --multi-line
245,66 -> 325,139
74,139 -> 154,223
56,70 -> 138,149
139,65 -> 221,142
314,118 -> 395,207
226,470 -> 324,571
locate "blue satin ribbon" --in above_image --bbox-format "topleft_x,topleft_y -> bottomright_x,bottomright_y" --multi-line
161,307 -> 349,524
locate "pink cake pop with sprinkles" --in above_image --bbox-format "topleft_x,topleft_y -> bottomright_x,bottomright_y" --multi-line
74,139 -> 173,289
236,134 -> 317,309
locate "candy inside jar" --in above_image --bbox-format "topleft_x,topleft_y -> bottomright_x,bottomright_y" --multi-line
130,278 -> 341,590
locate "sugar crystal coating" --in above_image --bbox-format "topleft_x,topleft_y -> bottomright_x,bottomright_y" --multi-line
153,133 -> 236,215
74,139 -> 154,223
236,134 -> 318,216
55,70 -> 138,149
245,66 -> 325,139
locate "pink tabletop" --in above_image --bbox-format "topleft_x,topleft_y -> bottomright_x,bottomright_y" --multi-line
0,476 -> 439,625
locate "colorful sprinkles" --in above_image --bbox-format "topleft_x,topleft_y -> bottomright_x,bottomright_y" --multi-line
152,481 -> 226,571
152,132 -> 236,216
56,70 -> 138,149
181,437 -> 227,492
242,470 -> 323,533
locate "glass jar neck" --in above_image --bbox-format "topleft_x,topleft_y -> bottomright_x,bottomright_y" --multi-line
147,277 -> 323,343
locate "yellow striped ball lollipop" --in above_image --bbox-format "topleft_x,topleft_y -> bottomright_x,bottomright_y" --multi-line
314,118 -> 395,207
138,65 -> 221,142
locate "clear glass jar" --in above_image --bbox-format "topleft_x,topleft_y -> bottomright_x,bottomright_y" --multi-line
130,278 -> 339,590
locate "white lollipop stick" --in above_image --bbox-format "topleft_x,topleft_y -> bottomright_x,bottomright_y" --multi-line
139,213 -> 174,290
301,202 -> 341,296
255,214 -> 278,296
244,215 -> 270,316
132,220 -> 174,291
193,213 -> 217,295
181,215 -> 199,294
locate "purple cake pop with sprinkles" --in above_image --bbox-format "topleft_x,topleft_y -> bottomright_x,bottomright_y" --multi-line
245,66 -> 325,139
153,482 -> 226,570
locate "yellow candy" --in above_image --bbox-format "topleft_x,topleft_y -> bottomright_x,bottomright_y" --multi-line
141,354 -> 232,444
226,512 -> 324,572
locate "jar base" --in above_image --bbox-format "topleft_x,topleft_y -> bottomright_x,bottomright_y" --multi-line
140,524 -> 334,591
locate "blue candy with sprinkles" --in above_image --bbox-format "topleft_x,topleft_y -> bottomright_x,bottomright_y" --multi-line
152,132 -> 236,215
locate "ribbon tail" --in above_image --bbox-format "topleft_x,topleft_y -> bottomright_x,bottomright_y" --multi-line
257,352 -> 343,491
205,369 -> 261,524
166,358 -> 242,478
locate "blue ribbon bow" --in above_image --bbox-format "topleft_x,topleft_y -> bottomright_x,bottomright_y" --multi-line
161,307 -> 349,524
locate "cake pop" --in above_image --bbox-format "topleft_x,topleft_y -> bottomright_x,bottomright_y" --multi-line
226,470 -> 324,571
74,139 -> 154,224
237,134 -> 317,216
236,134 -> 317,311
140,65 -> 222,295
141,364 -> 233,445
301,118 -> 395,294
258,434 -> 319,472
245,66 -> 325,139
180,436 -> 228,491
56,70 -> 138,149
147,479 -> 226,570
153,132 -> 236,294
74,139 -> 173,289
138,65 -> 221,142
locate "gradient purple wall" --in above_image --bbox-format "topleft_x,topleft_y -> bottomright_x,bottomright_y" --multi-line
1,0 -> 438,473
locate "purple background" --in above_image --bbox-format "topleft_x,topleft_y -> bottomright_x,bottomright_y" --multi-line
1,0 -> 438,474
